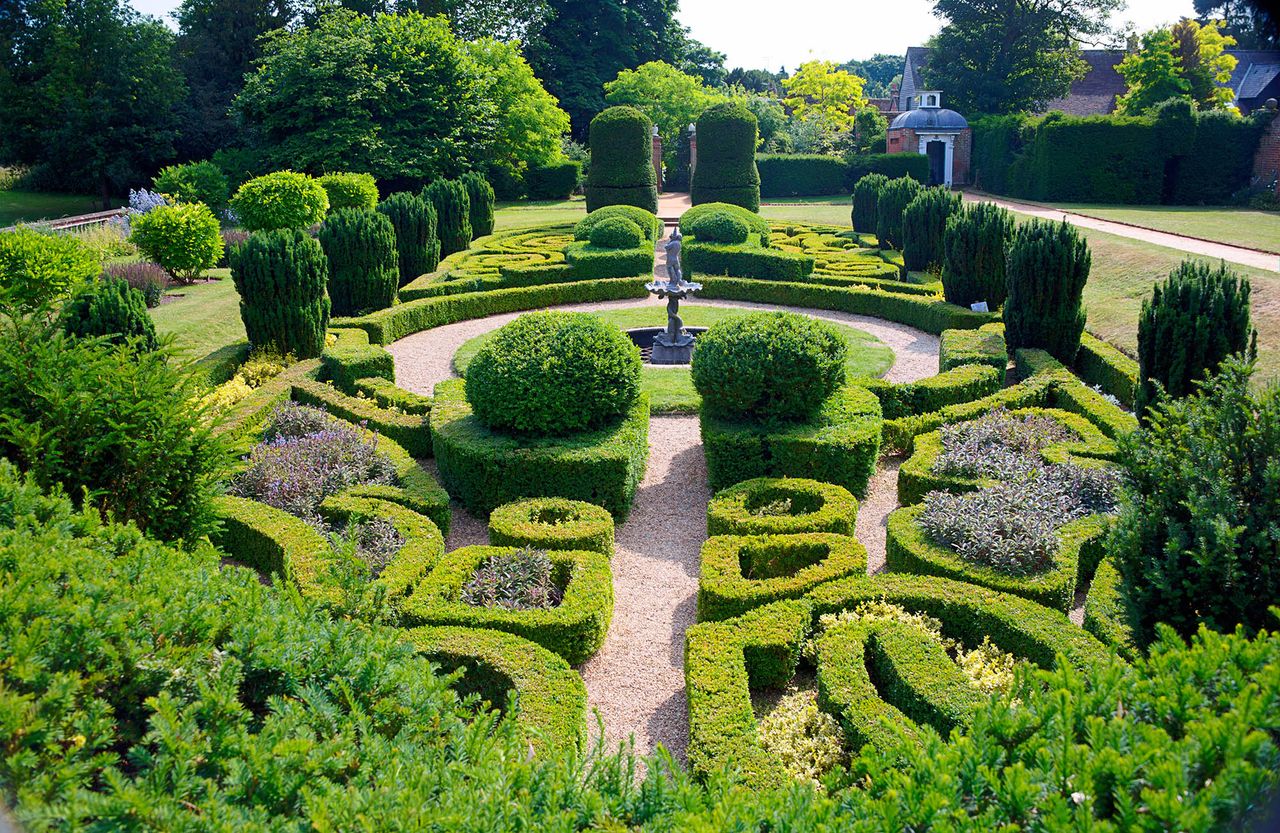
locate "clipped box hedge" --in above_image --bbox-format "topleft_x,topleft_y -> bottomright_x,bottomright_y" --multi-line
488,497 -> 615,556
756,154 -> 848,197
400,545 -> 613,664
857,364 -> 1001,422
885,506 -> 1111,612
563,240 -> 655,279
1075,332 -> 1138,408
698,532 -> 867,621
292,376 -> 432,458
706,477 -> 859,537
316,492 -> 445,603
815,620 -> 924,756
403,625 -> 587,755
701,384 -> 883,496
1083,557 -> 1142,662
430,379 -> 649,519
353,376 -> 432,414
939,323 -> 1007,378
684,240 -> 815,281
321,327 -> 395,393
210,495 -> 340,605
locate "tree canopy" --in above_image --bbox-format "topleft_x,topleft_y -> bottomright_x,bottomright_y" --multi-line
467,38 -> 572,177
604,61 -> 724,154
1116,20 -> 1237,115
781,61 -> 867,134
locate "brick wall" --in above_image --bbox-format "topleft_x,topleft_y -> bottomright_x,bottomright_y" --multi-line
885,128 -> 973,186
1252,109 -> 1280,193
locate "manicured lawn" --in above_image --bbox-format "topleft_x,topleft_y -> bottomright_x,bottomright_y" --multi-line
451,303 -> 895,413
760,200 -> 851,226
494,197 -> 587,231
1010,201 -> 1280,254
149,271 -> 248,383
0,190 -> 116,227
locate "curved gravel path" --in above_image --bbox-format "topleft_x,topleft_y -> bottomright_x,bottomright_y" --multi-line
387,298 -> 939,761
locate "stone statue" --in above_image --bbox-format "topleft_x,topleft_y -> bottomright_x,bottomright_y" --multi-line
663,226 -> 683,286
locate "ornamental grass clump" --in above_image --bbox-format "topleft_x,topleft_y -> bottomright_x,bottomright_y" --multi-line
934,408 -> 1075,480
460,547 -> 564,610
920,464 -> 1121,575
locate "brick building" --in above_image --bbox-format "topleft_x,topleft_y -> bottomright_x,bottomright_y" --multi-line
886,92 -> 971,187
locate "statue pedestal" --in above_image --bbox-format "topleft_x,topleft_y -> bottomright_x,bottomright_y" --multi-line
651,331 -> 695,365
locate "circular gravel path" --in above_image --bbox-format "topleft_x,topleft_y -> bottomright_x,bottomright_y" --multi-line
387,298 -> 938,762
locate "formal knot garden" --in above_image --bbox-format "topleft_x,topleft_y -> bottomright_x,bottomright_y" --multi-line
2,100 -> 1279,829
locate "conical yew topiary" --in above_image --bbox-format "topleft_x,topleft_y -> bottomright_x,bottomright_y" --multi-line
1003,219 -> 1089,364
423,179 -> 472,257
941,201 -> 1015,309
874,176 -> 923,250
377,191 -> 440,285
902,186 -> 962,272
461,172 -> 496,238
317,208 -> 399,317
231,229 -> 331,359
851,173 -> 888,234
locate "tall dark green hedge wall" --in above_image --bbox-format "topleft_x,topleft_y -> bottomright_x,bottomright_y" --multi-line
585,106 -> 659,214
971,109 -> 1268,205
691,102 -> 761,211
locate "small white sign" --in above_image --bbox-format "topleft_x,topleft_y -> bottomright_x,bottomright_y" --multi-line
970,301 -> 989,313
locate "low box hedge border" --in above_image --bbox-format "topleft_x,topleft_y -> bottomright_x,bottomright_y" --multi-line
885,506 -> 1111,612
399,545 -> 613,665
339,482 -> 451,539
706,477 -> 859,537
701,385 -> 882,496
858,364 -> 1003,422
896,407 -> 1121,506
212,358 -> 323,442
488,497 -> 615,556
815,620 -> 920,757
402,625 -> 587,756
685,240 -> 816,281
292,376 -> 432,458
698,532 -> 867,621
210,495 -> 340,606
353,376 -> 432,414
563,240 -> 655,279
1075,332 -> 1138,408
322,328 -> 395,394
882,372 -> 1059,453
316,493 -> 445,604
430,379 -> 649,519
939,323 -> 1007,379
1083,557 -> 1142,662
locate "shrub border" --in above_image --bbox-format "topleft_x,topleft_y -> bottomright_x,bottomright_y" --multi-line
487,497 -> 615,556
698,532 -> 867,621
706,477 -> 859,537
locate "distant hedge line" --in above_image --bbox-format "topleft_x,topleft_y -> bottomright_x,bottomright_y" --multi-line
755,153 -> 930,198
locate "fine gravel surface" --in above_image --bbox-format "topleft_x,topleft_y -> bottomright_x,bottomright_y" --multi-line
856,456 -> 905,574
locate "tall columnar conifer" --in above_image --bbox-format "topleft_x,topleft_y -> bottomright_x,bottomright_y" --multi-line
851,173 -> 888,233
230,229 -> 330,359
1134,259 -> 1255,415
461,172 -> 496,238
874,176 -> 923,250
423,179 -> 473,257
901,186 -> 963,271
377,192 -> 440,285
1003,218 -> 1090,364
941,201 -> 1015,309
317,208 -> 399,317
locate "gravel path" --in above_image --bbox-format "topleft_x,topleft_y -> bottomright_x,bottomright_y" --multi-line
857,456 -> 905,574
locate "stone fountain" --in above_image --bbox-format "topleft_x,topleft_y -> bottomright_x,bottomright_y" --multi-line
643,227 -> 702,364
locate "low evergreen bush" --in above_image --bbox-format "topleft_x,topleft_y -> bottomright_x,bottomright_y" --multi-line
318,208 -> 399,316
465,311 -> 641,436
691,101 -> 761,211
462,172 -> 496,238
692,312 -> 848,423
941,201 -> 1014,309
230,229 -> 331,358
1134,259 -> 1255,416
686,210 -> 750,244
423,179 -> 473,257
874,176 -> 923,250
377,191 -> 440,285
851,172 -> 888,234
59,276 -> 157,350
231,171 -> 329,231
153,160 -> 230,212
901,187 -> 962,272
1003,219 -> 1089,364
0,227 -> 100,313
574,205 -> 663,242
587,216 -> 644,249
319,171 -> 380,211
129,202 -> 224,284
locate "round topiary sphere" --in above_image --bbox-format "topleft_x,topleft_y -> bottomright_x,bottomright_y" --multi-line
692,311 -> 848,423
466,311 -> 642,436
588,216 -> 644,249
686,210 -> 750,244
231,171 -> 329,232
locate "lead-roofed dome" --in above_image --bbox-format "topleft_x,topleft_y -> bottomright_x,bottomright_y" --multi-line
890,107 -> 968,131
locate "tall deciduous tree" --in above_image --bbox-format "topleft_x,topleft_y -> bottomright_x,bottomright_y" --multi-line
781,61 -> 867,134
839,53 -> 904,98
1115,29 -> 1191,115
1193,0 -> 1278,49
925,0 -> 1121,115
1116,21 -> 1237,115
466,38 -> 571,178
604,61 -> 724,157
0,0 -> 184,203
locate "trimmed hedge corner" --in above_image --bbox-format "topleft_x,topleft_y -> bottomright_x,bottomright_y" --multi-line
488,497 -> 615,556
1082,557 -> 1142,662
698,532 -> 867,621
939,323 -> 1007,378
706,477 -> 858,537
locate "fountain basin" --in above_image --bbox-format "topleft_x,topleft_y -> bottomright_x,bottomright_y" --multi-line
625,327 -> 708,365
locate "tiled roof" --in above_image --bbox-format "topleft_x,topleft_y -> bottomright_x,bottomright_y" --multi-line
1237,63 -> 1280,101
1228,51 -> 1280,92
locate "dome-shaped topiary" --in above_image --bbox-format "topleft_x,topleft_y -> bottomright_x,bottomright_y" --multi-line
691,101 -> 761,212
588,216 -> 644,249
231,171 -> 329,232
574,205 -> 662,242
685,210 -> 749,244
584,106 -> 658,214
59,276 -> 158,351
692,312 -> 848,423
679,201 -> 770,239
466,311 -> 641,437
318,172 -> 380,211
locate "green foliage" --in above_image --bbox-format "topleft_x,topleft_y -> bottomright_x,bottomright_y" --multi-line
563,241 -> 654,278
757,155 -> 848,197
230,229 -> 331,359
376,191 -> 440,286
1003,219 -> 1090,364
938,324 -> 1007,376
231,171 -> 329,231
0,227 -> 100,313
781,60 -> 867,136
59,277 -> 157,351
423,179 -> 473,257
153,160 -> 230,212
585,106 -> 659,213
603,60 -> 724,164
129,201 -> 224,283
525,160 -> 581,200
1075,332 -> 1139,407
587,217 -> 644,249
1112,358 -> 1280,641
575,205 -> 663,242
941,201 -> 1014,308
488,497 -> 615,556
1115,28 -> 1191,115
318,171 -> 380,211
707,477 -> 859,537
465,37 -> 571,178
874,176 -> 923,251
461,172 -> 496,238
684,243 -> 815,281
844,154 -> 928,189
901,187 -> 962,272
691,101 -> 761,211
686,210 -> 750,244
693,312 -> 848,423
851,172 -> 888,234
680,202 -> 771,238
1082,557 -> 1142,660
0,319 -> 229,543
465,311 -> 641,436
318,208 -> 399,317
431,378 -> 649,518
863,364 -> 1005,423
1135,259 -> 1255,415
699,533 -> 867,621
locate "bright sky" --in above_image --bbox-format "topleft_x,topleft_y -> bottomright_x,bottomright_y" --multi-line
129,0 -> 1200,67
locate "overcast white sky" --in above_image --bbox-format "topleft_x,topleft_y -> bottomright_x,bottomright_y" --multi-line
129,0 -> 1199,68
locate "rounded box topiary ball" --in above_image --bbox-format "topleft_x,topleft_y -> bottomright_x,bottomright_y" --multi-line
588,216 -> 644,250
488,497 -> 615,556
692,311 -> 848,423
465,311 -> 642,436
686,210 -> 750,244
